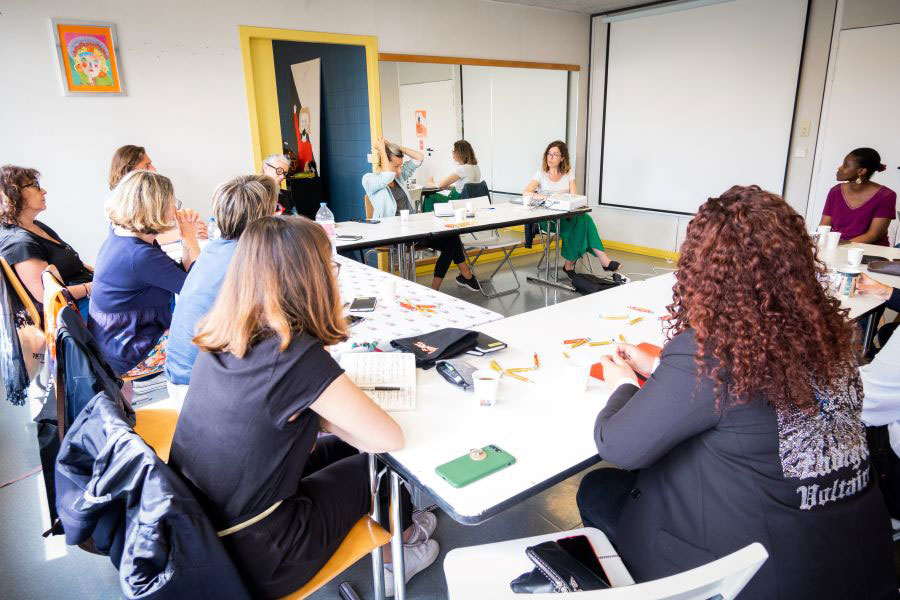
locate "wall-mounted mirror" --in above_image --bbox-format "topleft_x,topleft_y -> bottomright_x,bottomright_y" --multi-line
378,56 -> 579,199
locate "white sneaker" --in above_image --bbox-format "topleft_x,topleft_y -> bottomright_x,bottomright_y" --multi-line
384,539 -> 439,597
404,510 -> 437,546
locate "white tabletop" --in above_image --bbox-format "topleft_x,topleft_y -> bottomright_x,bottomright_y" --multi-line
333,256 -> 502,356
818,242 -> 900,320
334,203 -> 589,250
383,274 -> 675,523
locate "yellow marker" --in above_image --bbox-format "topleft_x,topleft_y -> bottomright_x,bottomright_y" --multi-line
589,340 -> 613,346
629,316 -> 644,326
569,339 -> 587,349
603,315 -> 629,320
490,360 -> 503,373
619,333 -> 627,343
562,351 -> 571,359
504,370 -> 534,383
507,367 -> 535,373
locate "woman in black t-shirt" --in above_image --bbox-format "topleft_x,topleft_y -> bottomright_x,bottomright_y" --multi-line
169,216 -> 440,598
0,165 -> 93,321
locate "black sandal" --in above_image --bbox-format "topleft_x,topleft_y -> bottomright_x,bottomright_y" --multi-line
563,266 -> 576,279
603,261 -> 620,272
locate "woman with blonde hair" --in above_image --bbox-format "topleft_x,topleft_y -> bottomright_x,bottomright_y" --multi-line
88,170 -> 203,378
169,217 -> 439,597
165,174 -> 278,393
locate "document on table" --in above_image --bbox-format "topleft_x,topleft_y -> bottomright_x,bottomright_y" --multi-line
340,352 -> 417,411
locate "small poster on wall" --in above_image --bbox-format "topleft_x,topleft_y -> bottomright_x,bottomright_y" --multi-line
290,58 -> 321,176
51,19 -> 125,96
415,110 -> 428,151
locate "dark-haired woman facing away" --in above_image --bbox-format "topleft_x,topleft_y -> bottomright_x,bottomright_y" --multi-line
576,186 -> 895,599
169,216 -> 439,598
820,147 -> 896,246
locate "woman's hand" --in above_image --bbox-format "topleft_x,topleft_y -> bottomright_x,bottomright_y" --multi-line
613,343 -> 657,378
176,208 -> 202,243
375,136 -> 386,153
597,353 -> 637,387
857,273 -> 893,301
196,219 -> 209,240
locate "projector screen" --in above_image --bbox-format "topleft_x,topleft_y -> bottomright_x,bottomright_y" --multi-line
462,66 -> 568,194
599,0 -> 808,214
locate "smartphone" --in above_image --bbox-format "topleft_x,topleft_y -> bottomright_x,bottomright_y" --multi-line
336,234 -> 363,241
862,254 -> 889,264
435,444 -> 515,488
351,218 -> 381,224
349,296 -> 377,312
347,315 -> 364,327
557,535 -> 610,586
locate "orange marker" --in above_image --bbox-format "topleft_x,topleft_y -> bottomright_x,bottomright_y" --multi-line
619,333 -> 627,343
533,352 -> 540,369
569,339 -> 588,349
628,306 -> 653,313
563,337 -> 587,345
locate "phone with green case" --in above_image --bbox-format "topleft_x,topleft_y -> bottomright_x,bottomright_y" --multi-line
435,444 -> 516,488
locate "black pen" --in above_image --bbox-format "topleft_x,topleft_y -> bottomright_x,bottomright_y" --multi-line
359,386 -> 402,391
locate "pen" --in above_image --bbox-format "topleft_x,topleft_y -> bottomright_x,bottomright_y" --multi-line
359,386 -> 402,391
628,306 -> 653,313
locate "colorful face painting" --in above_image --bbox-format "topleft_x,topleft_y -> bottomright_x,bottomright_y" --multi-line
53,22 -> 125,95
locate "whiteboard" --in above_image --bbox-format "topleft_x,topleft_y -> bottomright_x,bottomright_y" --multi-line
462,66 -> 568,194
600,0 -> 807,214
808,25 -> 900,230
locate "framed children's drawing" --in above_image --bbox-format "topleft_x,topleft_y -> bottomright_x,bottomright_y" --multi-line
51,19 -> 126,96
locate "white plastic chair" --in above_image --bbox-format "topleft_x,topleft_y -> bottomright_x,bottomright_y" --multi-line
444,527 -> 768,600
450,196 -> 522,298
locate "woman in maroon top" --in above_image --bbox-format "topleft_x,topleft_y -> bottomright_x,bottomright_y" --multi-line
820,147 -> 896,246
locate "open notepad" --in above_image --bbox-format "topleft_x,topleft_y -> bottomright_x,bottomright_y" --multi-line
340,352 -> 417,411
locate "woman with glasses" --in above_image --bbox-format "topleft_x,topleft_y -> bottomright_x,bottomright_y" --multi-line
169,217 -> 439,598
0,165 -> 93,321
165,175 -> 278,401
523,141 -> 619,275
262,154 -> 298,215
89,171 -> 203,381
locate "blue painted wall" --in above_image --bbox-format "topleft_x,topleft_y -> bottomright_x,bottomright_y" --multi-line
272,40 -> 370,221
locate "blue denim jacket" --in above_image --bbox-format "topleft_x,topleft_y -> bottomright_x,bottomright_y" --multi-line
361,160 -> 421,218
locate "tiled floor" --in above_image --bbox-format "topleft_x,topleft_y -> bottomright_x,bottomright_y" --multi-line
0,249 -> 672,599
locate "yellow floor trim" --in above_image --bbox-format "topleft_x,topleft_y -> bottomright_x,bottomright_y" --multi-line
603,241 -> 680,262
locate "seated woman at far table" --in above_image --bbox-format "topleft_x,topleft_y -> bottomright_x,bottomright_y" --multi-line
362,138 -> 480,292
523,141 -> 618,276
820,147 -> 896,246
576,185 -> 895,598
424,140 -> 482,208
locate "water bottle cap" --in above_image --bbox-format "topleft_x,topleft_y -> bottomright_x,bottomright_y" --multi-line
320,202 -> 326,207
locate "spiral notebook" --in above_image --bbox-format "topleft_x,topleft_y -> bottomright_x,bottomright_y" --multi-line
340,352 -> 417,411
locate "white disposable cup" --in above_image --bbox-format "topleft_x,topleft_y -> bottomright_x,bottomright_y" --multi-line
454,207 -> 466,223
817,225 -> 832,236
564,360 -> 592,395
472,370 -> 500,406
846,248 -> 863,268
465,201 -> 474,214
380,278 -> 396,303
399,209 -> 410,222
825,231 -> 841,249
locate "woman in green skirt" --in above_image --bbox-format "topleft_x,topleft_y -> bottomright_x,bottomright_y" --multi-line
523,141 -> 619,276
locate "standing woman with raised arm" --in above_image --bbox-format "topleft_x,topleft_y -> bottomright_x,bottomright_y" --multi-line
362,138 -> 480,291
169,217 -> 439,598
523,141 -> 619,275
820,147 -> 896,246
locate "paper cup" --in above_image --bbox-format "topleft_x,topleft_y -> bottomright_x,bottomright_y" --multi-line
825,231 -> 841,249
564,360 -> 592,395
472,370 -> 500,407
465,201 -> 474,216
399,209 -> 410,222
846,248 -> 863,268
836,268 -> 860,297
454,207 -> 466,224
380,278 -> 396,303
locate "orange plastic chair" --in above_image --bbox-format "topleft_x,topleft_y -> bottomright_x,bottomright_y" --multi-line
41,270 -> 70,360
1,257 -> 41,326
133,405 -> 180,463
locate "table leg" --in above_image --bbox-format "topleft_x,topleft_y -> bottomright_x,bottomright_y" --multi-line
390,470 -> 406,600
369,454 -> 385,600
408,243 -> 417,281
862,311 -> 878,356
527,217 -> 576,292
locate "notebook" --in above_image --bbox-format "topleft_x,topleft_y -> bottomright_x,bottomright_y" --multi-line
340,352 -> 417,411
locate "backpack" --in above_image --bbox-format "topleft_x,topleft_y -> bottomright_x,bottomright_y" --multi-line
570,272 -> 627,296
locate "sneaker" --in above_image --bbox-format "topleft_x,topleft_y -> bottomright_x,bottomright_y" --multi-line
404,510 -> 437,546
455,274 -> 480,291
384,539 -> 440,597
130,372 -> 169,408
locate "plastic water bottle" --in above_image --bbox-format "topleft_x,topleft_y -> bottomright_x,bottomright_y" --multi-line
315,202 -> 336,241
207,217 -> 221,240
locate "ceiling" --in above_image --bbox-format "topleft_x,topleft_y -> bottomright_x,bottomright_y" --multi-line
490,0 -> 660,15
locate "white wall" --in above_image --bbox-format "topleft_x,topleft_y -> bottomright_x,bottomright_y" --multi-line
0,0 -> 589,261
585,0 -> 839,254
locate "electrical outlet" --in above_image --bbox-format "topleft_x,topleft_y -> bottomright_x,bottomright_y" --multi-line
798,120 -> 811,137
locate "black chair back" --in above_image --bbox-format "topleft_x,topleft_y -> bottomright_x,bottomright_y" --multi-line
460,181 -> 490,201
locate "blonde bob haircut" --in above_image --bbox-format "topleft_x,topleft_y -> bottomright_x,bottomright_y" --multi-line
213,174 -> 278,240
193,216 -> 347,357
106,170 -> 175,235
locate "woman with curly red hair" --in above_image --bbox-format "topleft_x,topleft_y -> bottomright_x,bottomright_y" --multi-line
576,186 -> 895,598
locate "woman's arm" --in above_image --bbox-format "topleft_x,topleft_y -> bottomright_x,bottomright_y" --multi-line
861,332 -> 900,427
433,173 -> 460,190
310,374 -> 404,453
849,217 -> 891,244
523,179 -> 542,199
568,178 -> 577,194
819,215 -> 832,227
176,210 -> 202,270
398,145 -> 424,162
13,259 -> 90,301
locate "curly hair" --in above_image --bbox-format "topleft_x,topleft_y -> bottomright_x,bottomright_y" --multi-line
668,185 -> 857,412
0,165 -> 40,226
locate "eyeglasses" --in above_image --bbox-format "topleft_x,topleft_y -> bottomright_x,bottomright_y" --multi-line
546,152 -> 562,159
332,261 -> 341,278
266,163 -> 287,176
22,181 -> 42,190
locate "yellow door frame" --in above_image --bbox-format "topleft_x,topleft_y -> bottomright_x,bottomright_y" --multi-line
238,26 -> 381,171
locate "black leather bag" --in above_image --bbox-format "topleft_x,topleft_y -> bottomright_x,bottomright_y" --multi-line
571,272 -> 626,296
510,541 -> 610,593
867,260 -> 900,277
390,328 -> 478,369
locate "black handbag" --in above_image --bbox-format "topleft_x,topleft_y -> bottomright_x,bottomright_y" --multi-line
867,260 -> 900,277
390,328 -> 478,369
510,541 -> 610,593
570,272 -> 626,296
